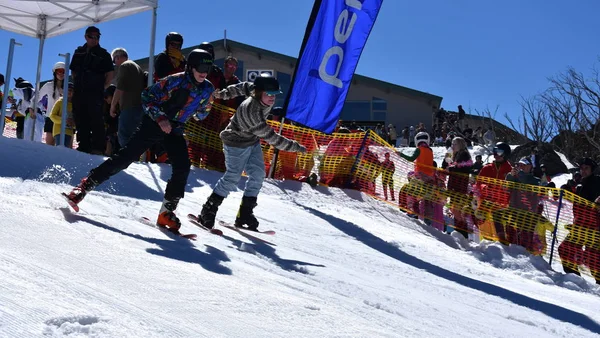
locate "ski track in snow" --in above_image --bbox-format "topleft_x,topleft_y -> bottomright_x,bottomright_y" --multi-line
0,137 -> 599,337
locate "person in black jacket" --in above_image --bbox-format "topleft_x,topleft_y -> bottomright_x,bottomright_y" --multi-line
153,32 -> 185,81
443,137 -> 473,237
69,26 -> 114,154
558,158 -> 600,283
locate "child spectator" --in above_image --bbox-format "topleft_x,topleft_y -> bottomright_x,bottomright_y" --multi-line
381,152 -> 395,201
48,83 -> 75,147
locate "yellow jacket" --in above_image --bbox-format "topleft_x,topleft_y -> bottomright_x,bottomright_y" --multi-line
48,97 -> 74,137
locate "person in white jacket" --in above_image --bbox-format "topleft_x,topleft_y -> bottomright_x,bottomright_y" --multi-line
13,77 -> 43,142
38,62 -> 66,145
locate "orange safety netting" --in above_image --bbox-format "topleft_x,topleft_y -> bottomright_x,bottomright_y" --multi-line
6,104 -> 598,279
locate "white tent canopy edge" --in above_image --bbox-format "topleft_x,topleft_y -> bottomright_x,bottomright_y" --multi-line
0,0 -> 159,143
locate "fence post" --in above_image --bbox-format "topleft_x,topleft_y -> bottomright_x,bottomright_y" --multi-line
548,189 -> 564,266
1,38 -> 22,133
347,130 -> 371,189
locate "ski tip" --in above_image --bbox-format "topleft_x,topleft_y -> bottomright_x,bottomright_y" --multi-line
187,213 -> 199,221
210,229 -> 224,236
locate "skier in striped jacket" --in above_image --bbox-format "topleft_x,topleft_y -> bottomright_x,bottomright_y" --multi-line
197,74 -> 306,231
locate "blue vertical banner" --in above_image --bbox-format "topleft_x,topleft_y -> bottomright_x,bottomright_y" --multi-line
284,0 -> 384,134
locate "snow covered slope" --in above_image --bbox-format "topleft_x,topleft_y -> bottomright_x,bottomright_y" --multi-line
1,137 -> 599,337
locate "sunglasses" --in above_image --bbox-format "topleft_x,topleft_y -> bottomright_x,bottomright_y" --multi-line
169,42 -> 182,47
86,34 -> 99,40
265,93 -> 277,97
54,69 -> 65,74
492,148 -> 504,156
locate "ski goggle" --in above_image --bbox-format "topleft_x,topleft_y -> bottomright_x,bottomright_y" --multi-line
493,148 -> 504,157
193,64 -> 211,73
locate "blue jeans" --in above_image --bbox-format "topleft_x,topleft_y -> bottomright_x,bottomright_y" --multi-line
118,106 -> 144,147
213,143 -> 266,198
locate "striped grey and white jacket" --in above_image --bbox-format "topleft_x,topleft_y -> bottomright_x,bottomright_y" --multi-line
216,82 -> 304,152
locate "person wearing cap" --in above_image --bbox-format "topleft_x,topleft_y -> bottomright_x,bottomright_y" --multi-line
64,49 -> 216,232
38,61 -> 67,146
558,157 -> 600,283
48,82 -> 75,147
196,74 -> 307,232
494,156 -> 541,248
70,26 -> 114,154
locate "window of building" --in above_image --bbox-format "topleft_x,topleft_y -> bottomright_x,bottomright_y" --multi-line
340,101 -> 371,121
372,97 -> 387,123
373,111 -> 387,122
372,97 -> 387,111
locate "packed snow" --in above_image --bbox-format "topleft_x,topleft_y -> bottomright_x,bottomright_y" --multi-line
1,137 -> 598,337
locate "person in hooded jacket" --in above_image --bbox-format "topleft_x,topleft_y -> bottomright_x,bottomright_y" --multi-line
196,74 -> 306,231
64,49 -> 216,232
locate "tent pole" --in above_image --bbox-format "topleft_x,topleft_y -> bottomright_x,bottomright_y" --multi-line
30,14 -> 47,142
147,6 -> 157,86
29,35 -> 45,141
0,38 -> 21,133
58,53 -> 71,147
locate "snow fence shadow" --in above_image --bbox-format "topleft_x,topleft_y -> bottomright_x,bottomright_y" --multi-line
296,202 -> 600,335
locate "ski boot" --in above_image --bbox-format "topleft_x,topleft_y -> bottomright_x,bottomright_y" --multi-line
199,192 -> 224,229
64,176 -> 98,211
157,197 -> 182,231
234,196 -> 259,231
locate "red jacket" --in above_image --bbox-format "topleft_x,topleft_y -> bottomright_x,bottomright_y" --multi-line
476,161 -> 513,205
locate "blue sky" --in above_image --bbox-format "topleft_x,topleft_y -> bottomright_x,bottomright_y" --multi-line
1,0 -> 599,128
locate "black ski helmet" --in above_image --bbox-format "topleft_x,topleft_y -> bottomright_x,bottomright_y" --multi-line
165,32 -> 183,49
186,49 -> 213,74
493,142 -> 511,158
254,74 -> 282,95
198,42 -> 215,59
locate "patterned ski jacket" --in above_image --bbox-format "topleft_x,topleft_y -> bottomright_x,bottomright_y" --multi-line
142,72 -> 214,129
215,82 -> 303,152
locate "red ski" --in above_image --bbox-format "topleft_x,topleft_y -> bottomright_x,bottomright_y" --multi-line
186,214 -> 224,236
61,192 -> 80,212
140,217 -> 197,240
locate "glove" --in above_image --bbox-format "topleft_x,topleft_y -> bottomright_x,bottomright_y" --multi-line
290,141 -> 306,153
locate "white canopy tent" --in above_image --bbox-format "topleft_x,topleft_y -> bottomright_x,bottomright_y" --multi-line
0,0 -> 159,142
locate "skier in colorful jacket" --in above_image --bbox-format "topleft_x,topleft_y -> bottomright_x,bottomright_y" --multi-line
64,49 -> 215,232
